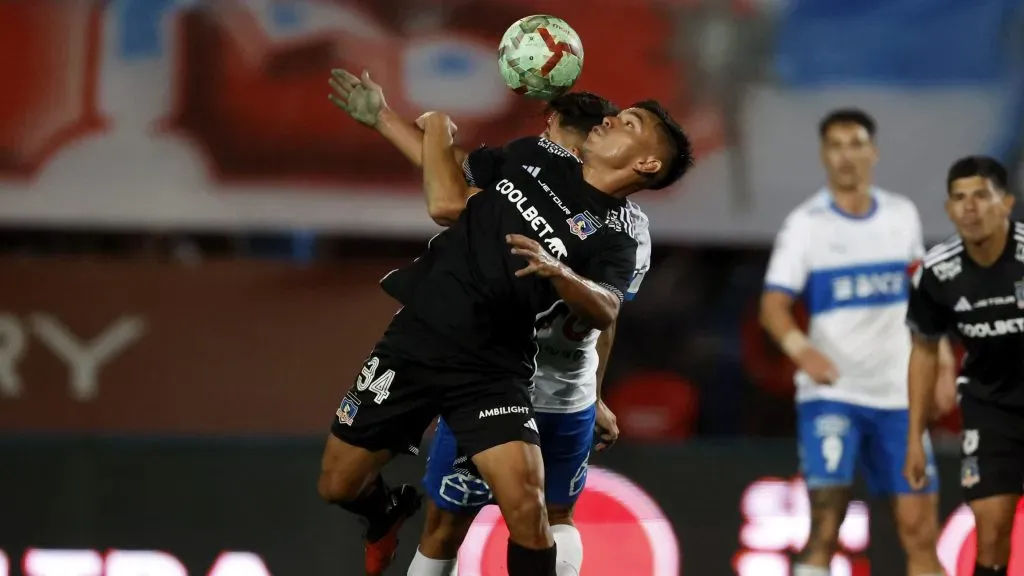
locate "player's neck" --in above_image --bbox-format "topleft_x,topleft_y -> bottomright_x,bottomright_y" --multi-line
964,219 -> 1011,267
582,165 -> 630,198
829,185 -> 873,216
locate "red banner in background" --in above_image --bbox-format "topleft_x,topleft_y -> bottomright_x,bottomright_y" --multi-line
0,258 -> 405,434
170,0 -> 680,186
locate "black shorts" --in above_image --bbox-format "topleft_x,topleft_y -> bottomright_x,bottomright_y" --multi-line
330,317 -> 540,458
959,394 -> 1024,502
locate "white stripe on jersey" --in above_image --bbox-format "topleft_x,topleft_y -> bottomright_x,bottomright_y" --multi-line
922,236 -> 963,269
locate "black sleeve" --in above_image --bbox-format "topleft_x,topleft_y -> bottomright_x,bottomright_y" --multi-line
906,265 -> 950,339
462,137 -> 541,189
584,231 -> 640,304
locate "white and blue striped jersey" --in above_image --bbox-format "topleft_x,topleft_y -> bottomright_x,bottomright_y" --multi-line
764,188 -> 925,409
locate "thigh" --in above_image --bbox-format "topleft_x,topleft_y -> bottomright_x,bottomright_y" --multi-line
860,407 -> 938,496
959,397 -> 1024,503
330,350 -> 438,456
423,418 -> 494,513
536,405 -> 597,506
441,377 -> 541,459
796,400 -> 862,490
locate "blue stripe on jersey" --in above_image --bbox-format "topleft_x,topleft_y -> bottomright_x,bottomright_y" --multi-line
804,261 -> 909,316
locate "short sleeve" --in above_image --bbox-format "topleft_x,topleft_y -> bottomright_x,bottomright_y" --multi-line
624,212 -> 652,301
462,136 -> 541,189
906,265 -> 950,339
764,212 -> 810,297
907,202 -> 926,260
585,231 -> 640,304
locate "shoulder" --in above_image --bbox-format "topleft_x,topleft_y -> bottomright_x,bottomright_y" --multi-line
916,234 -> 964,287
874,188 -> 921,219
779,191 -> 830,235
921,235 -> 964,270
625,200 -> 652,265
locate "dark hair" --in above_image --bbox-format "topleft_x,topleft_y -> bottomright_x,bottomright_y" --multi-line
946,155 -> 1008,194
546,91 -> 619,134
819,108 -> 876,140
629,99 -> 694,190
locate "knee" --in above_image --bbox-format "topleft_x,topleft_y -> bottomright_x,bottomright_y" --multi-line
975,518 -> 1014,560
896,506 -> 938,553
501,482 -> 549,546
317,466 -> 365,503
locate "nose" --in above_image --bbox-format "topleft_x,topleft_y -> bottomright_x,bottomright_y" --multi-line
602,116 -> 614,128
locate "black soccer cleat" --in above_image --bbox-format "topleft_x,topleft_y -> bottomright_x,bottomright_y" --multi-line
364,484 -> 422,575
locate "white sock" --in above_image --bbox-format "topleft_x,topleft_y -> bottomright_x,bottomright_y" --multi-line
792,564 -> 830,576
407,548 -> 457,576
551,524 -> 584,576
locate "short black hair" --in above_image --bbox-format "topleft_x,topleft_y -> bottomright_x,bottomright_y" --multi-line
545,91 -> 619,134
819,108 -> 876,140
946,155 -> 1008,194
630,99 -> 694,190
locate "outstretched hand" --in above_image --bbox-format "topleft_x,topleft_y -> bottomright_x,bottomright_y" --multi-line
507,234 -> 564,278
328,68 -> 386,127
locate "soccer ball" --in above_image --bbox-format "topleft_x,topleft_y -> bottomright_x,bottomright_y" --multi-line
497,15 -> 584,101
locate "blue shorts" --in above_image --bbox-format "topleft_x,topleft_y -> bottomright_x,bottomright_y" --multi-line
424,404 -> 597,513
797,400 -> 938,496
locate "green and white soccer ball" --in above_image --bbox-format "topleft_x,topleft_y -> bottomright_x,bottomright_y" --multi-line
497,15 -> 584,101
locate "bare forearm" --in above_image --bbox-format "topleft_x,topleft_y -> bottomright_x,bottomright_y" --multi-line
595,321 -> 617,398
938,336 -> 955,375
759,291 -> 807,355
550,270 -> 619,331
908,339 -> 940,436
377,108 -> 468,169
422,122 -> 469,226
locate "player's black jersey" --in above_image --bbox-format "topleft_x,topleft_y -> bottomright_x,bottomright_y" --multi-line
907,221 -> 1024,408
380,136 -> 644,377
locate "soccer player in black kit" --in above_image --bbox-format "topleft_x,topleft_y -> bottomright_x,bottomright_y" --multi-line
319,70 -> 693,576
904,156 -> 1022,576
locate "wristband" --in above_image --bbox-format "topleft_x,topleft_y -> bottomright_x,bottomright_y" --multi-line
780,331 -> 810,358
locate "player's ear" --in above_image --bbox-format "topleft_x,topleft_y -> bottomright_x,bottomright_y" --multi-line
633,156 -> 662,177
1002,191 -> 1015,212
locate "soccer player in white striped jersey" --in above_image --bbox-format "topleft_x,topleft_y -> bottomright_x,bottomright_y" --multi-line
760,109 -> 955,576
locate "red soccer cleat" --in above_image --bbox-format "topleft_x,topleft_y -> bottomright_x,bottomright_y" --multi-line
364,484 -> 422,575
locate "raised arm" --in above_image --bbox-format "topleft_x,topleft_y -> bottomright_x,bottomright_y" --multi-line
421,113 -> 472,227
329,69 -> 473,225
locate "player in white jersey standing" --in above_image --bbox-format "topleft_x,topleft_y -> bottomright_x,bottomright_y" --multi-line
760,109 -> 955,576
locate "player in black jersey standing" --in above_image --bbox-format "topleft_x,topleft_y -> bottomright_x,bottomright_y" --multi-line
318,72 -> 693,575
905,156 -> 1022,576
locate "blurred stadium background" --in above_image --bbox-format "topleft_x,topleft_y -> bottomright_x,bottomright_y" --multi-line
2,0 -> 1024,574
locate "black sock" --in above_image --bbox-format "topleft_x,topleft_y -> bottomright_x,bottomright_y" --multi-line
975,564 -> 1007,576
507,540 -> 556,576
335,474 -> 393,530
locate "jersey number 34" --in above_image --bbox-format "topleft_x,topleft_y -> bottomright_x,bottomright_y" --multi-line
355,356 -> 394,405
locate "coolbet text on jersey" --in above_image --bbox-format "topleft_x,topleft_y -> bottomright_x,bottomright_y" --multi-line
421,145 -> 652,515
